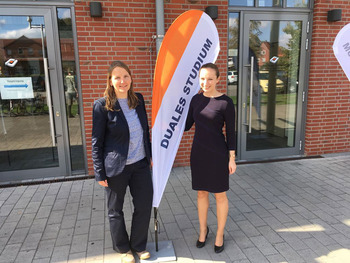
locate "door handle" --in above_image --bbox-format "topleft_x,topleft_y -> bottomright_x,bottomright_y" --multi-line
44,57 -> 56,146
248,56 -> 254,134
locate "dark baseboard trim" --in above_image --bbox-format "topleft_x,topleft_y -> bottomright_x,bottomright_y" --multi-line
236,155 -> 323,165
0,174 -> 94,188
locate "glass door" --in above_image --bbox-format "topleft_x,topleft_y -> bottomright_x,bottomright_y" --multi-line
240,13 -> 308,160
0,8 -> 67,181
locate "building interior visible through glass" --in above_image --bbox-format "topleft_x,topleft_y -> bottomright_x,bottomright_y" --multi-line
251,20 -> 300,151
0,10 -> 85,173
229,12 -> 301,151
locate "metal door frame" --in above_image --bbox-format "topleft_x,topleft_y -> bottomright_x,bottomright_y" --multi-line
0,7 -> 68,181
237,12 -> 310,161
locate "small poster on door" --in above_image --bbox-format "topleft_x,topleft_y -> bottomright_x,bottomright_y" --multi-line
0,77 -> 34,99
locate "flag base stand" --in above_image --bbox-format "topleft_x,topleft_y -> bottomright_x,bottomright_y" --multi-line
141,241 -> 176,262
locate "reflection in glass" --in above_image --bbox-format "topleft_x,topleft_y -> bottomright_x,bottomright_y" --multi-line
286,0 -> 308,8
229,0 -> 254,7
228,13 -> 239,137
0,15 -> 59,171
258,0 -> 282,7
57,8 -> 85,172
247,20 -> 302,151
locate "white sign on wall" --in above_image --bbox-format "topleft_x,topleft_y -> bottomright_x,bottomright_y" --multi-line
0,77 -> 34,99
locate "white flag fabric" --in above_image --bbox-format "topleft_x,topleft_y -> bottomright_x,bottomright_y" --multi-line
151,10 -> 220,208
333,23 -> 350,81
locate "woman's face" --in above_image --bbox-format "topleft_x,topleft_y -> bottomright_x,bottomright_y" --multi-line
110,66 -> 132,98
199,67 -> 219,94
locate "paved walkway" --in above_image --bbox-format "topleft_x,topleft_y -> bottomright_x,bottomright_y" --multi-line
1,154 -> 350,263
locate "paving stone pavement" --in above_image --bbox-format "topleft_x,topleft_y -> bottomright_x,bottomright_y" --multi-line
0,154 -> 350,263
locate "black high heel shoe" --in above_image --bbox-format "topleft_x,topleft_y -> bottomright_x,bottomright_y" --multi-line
214,235 -> 224,253
196,226 -> 209,248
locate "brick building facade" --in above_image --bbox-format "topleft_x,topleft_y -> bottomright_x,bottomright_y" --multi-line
75,0 -> 229,173
306,1 -> 350,156
0,0 -> 349,182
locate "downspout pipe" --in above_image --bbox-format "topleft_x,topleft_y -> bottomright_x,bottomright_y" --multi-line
155,0 -> 165,53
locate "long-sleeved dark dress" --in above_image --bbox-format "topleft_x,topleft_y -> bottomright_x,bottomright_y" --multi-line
185,93 -> 236,193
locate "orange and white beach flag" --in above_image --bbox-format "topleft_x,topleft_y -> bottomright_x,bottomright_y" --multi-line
151,10 -> 220,208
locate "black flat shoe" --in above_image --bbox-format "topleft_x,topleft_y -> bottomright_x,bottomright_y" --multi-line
214,235 -> 224,253
196,226 -> 209,248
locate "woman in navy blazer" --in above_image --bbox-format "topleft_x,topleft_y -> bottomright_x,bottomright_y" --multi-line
92,61 -> 153,263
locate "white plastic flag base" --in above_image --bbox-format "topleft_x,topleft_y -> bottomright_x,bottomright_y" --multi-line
141,241 -> 176,262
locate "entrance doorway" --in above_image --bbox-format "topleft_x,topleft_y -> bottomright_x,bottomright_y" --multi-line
0,7 -> 84,182
229,12 -> 309,160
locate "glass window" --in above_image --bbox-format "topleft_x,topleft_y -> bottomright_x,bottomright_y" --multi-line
57,8 -> 85,172
228,13 -> 239,138
229,0 -> 309,8
258,0 -> 282,7
0,15 -> 59,172
246,19 -> 302,150
286,0 -> 308,7
229,0 -> 254,7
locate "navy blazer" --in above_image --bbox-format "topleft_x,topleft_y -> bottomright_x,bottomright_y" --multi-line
92,93 -> 151,181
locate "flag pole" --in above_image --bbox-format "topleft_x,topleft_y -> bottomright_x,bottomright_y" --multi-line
154,207 -> 159,251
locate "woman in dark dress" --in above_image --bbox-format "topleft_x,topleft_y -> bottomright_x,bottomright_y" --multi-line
185,63 -> 236,253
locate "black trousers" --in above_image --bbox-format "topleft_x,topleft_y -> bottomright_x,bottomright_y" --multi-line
105,158 -> 153,253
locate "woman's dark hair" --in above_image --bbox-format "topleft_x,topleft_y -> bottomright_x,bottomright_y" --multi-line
200,62 -> 220,78
104,61 -> 139,111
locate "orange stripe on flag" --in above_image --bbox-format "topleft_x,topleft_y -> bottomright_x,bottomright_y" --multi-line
152,10 -> 203,127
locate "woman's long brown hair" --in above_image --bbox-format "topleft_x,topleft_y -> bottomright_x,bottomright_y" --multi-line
104,61 -> 139,111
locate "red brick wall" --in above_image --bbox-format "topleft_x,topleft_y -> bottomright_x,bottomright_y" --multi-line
306,1 -> 350,155
74,0 -> 228,175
